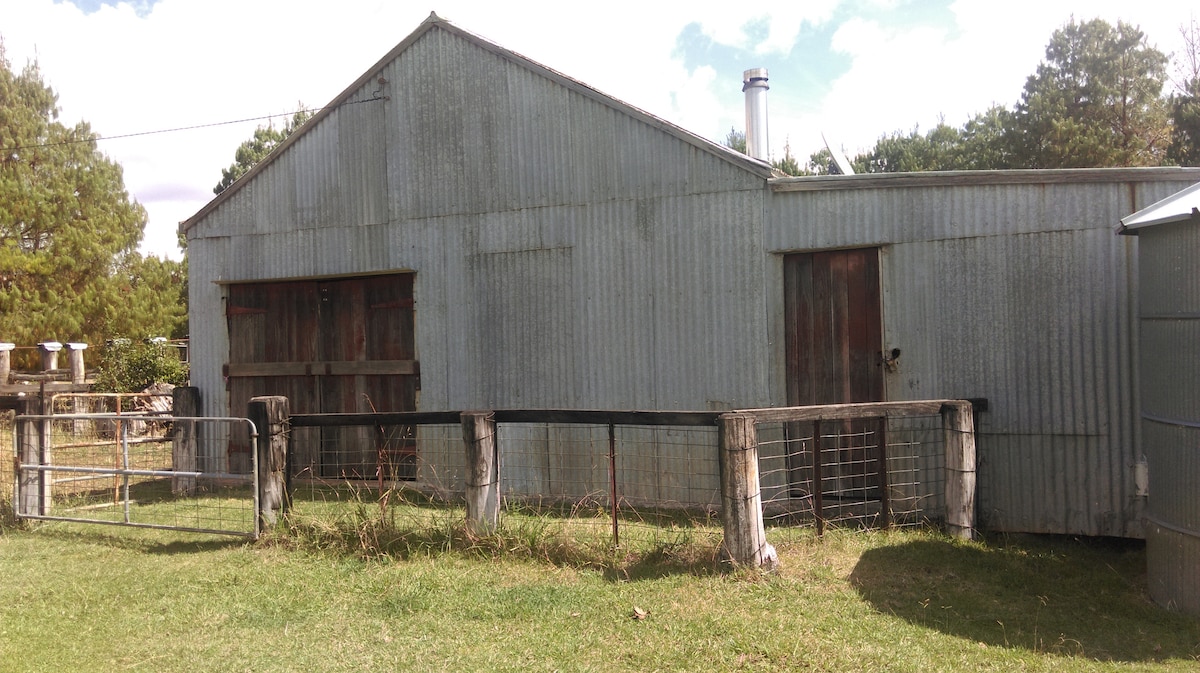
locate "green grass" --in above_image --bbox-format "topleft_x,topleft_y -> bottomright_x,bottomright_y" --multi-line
4,415 -> 1192,670
1,499 -> 1198,673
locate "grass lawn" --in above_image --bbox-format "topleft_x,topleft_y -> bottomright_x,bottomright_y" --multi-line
1,503 -> 1198,672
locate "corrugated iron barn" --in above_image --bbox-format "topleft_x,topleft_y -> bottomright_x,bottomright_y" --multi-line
180,13 -> 1200,538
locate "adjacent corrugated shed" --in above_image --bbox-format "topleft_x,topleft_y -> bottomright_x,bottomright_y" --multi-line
765,170 -> 1200,537
1136,214 -> 1200,613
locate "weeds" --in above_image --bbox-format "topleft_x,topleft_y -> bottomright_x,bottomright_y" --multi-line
273,483 -> 726,577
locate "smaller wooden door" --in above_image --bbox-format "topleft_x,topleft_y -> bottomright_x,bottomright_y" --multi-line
783,249 -> 884,500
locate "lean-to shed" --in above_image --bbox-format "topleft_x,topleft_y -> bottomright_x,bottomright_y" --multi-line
181,13 -> 1200,537
1118,182 -> 1200,613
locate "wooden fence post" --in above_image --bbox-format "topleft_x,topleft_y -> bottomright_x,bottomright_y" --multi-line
172,386 -> 200,495
65,343 -> 87,384
719,413 -> 778,569
0,343 -> 13,385
38,341 -> 62,372
942,401 -> 976,540
65,343 -> 89,428
16,397 -> 46,516
461,411 -> 499,535
248,396 -> 289,531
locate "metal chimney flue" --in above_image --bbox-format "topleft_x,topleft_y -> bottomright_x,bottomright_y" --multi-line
742,68 -> 769,161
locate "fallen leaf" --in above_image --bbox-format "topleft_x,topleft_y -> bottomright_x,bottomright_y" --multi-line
632,606 -> 649,620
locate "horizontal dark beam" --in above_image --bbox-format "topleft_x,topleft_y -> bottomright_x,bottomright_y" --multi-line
290,411 -> 461,427
226,360 -> 418,378
289,409 -> 721,428
285,401 -> 985,429
491,409 -> 721,427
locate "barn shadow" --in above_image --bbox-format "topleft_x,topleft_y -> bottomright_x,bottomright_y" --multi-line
848,535 -> 1200,663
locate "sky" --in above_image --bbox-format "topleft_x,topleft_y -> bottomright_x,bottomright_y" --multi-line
1,0 -> 1195,260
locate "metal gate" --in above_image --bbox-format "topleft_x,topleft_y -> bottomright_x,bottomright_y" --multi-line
11,413 -> 260,538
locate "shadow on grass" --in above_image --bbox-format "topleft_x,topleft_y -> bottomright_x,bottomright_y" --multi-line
21,524 -> 250,555
850,534 -> 1200,663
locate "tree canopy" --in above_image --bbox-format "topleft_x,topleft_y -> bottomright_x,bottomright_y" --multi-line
1168,18 -> 1200,166
1009,18 -> 1169,168
213,107 -> 311,195
0,43 -> 185,356
818,17 -> 1198,173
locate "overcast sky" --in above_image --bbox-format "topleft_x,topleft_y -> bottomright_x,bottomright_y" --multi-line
1,0 -> 1195,260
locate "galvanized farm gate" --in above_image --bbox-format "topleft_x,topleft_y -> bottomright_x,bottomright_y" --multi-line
11,412 -> 262,538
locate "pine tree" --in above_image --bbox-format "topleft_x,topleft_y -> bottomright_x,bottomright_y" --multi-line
0,43 -> 184,356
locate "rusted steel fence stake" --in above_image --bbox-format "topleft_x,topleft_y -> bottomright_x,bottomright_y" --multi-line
813,420 -> 824,537
876,416 -> 892,529
608,423 -> 619,547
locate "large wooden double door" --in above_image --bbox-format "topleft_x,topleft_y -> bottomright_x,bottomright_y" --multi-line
225,274 -> 418,478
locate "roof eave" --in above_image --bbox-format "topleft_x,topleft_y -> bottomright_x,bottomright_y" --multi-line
1116,181 -> 1200,235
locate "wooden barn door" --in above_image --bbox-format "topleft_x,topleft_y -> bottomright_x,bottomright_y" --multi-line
783,249 -> 884,500
226,274 -> 418,478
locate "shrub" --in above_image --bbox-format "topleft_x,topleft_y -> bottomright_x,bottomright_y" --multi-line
92,337 -> 188,393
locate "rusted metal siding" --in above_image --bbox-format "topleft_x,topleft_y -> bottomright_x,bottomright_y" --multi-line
765,172 -> 1200,538
1138,217 -> 1200,613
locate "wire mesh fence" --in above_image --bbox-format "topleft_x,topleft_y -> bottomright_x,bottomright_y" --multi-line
285,413 -> 725,548
757,414 -> 947,531
7,413 -> 258,537
0,410 -> 13,520
4,398 -> 973,554
495,422 -> 722,546
282,404 -> 972,547
283,403 -> 964,539
288,421 -> 463,503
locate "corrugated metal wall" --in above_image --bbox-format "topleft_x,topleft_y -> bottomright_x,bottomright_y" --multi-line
765,173 -> 1200,537
186,23 -> 769,447
1138,217 -> 1200,613
184,18 -> 1200,538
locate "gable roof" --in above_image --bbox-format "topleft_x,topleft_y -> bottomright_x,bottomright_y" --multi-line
180,12 -> 772,234
1117,180 -> 1200,234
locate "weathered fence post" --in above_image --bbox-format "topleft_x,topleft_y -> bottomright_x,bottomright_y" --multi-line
0,343 -> 13,385
248,396 -> 289,532
66,343 -> 87,384
461,411 -> 499,535
16,396 -> 46,516
942,401 -> 977,540
65,343 -> 89,429
172,386 -> 200,495
38,341 -> 62,372
719,413 -> 778,569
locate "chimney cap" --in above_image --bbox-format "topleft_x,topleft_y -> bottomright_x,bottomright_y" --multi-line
743,68 -> 769,83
